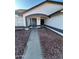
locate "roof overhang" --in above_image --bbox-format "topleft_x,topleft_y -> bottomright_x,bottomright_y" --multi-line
15,1 -> 63,16
22,1 -> 63,15
15,9 -> 26,16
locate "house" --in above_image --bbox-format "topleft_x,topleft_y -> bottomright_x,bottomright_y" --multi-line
15,0 -> 63,36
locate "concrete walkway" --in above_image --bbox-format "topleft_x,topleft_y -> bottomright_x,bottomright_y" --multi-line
22,28 -> 43,59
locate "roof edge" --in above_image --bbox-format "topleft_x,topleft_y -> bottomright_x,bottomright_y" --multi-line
48,9 -> 63,17
22,1 -> 63,15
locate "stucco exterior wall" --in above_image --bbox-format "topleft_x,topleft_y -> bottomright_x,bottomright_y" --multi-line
45,13 -> 63,30
27,17 -> 30,26
15,15 -> 26,26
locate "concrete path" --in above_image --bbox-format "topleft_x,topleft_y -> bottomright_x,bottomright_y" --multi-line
22,28 -> 43,59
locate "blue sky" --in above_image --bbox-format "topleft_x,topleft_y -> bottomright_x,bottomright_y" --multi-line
15,0 -> 63,10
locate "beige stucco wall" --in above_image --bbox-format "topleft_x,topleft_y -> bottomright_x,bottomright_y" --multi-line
45,13 -> 63,30
15,15 -> 26,26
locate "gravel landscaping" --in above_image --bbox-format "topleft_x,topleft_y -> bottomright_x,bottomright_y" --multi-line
38,28 -> 63,59
15,29 -> 31,59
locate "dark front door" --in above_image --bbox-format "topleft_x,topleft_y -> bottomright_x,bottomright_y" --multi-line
41,19 -> 44,25
32,18 -> 37,27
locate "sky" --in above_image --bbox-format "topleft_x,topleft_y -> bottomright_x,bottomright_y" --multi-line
15,0 -> 63,10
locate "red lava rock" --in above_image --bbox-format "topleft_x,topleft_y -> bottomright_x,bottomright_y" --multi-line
38,28 -> 63,59
15,29 -> 31,59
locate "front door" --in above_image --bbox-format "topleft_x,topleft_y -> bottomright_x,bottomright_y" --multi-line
31,18 -> 37,27
41,19 -> 44,25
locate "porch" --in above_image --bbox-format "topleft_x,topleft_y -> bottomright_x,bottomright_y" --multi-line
25,14 -> 48,28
